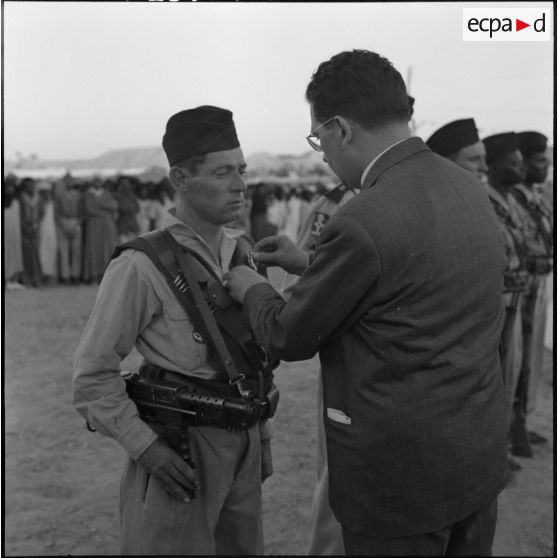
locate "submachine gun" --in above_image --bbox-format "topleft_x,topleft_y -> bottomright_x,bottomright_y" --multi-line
124,365 -> 279,432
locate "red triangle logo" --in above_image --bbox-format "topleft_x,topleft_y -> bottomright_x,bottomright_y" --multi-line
516,19 -> 530,31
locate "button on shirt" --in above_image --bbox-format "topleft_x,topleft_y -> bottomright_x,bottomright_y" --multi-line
73,210 -> 246,460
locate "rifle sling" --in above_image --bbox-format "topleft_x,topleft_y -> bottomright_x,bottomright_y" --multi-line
114,232 -> 218,361
160,231 -> 249,393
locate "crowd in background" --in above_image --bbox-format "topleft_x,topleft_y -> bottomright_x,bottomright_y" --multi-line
3,173 -> 330,290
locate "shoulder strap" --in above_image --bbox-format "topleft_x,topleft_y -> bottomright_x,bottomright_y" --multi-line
160,231 -> 251,396
110,231 -> 216,355
112,231 -> 273,394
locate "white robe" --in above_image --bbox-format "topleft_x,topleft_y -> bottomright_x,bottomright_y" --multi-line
39,200 -> 58,277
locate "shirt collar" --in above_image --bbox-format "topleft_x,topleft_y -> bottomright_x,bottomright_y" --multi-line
360,138 -> 408,188
514,183 -> 535,202
485,183 -> 510,209
161,208 -> 245,274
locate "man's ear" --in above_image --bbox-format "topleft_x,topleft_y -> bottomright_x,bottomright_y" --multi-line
335,116 -> 353,150
169,166 -> 191,193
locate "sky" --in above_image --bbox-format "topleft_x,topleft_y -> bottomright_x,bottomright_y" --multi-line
3,1 -> 554,162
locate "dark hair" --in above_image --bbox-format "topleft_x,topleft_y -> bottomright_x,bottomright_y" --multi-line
306,50 -> 410,129
173,154 -> 207,176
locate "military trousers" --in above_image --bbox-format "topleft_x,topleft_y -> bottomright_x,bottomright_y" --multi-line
501,292 -> 523,429
526,274 -> 549,413
119,424 -> 263,555
308,372 -> 345,556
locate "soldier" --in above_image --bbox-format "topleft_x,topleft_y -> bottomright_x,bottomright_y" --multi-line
426,118 -> 488,180
73,106 -> 277,555
509,131 -> 553,456
483,132 -> 530,470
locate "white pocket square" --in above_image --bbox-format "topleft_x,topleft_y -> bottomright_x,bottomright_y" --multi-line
327,408 -> 352,425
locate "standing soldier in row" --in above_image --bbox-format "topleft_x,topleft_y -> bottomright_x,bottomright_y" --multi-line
509,131 -> 553,457
482,132 -> 530,470
427,122 -> 527,471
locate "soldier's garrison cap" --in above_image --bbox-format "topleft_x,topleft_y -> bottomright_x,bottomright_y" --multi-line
426,118 -> 480,157
483,132 -> 520,166
517,131 -> 548,159
162,105 -> 240,166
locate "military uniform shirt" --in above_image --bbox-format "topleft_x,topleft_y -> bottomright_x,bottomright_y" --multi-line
512,183 -> 553,258
281,184 -> 356,298
485,184 -> 526,275
73,210 -> 249,460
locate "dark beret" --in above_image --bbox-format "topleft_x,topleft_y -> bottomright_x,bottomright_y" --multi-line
517,131 -> 548,159
426,118 -> 480,157
483,132 -> 519,166
162,105 -> 240,166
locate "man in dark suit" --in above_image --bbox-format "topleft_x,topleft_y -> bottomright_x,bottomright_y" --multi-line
225,50 -> 509,555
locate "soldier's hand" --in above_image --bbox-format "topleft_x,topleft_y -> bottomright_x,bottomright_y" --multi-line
137,437 -> 200,501
223,266 -> 269,303
252,235 -> 309,275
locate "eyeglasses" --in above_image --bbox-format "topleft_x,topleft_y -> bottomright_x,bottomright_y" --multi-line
306,116 -> 336,152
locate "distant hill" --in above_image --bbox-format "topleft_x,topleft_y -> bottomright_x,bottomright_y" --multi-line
3,147 -> 169,174
4,146 -> 335,180
88,147 -> 169,171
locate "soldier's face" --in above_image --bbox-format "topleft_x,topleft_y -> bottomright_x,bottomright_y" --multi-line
451,142 -> 488,180
524,151 -> 549,184
496,150 -> 527,186
183,148 -> 248,225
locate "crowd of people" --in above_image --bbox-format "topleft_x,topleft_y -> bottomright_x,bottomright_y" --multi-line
3,173 -> 326,291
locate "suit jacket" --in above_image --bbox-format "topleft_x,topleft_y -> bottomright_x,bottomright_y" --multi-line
244,137 -> 509,537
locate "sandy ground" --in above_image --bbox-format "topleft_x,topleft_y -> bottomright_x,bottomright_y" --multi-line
3,283 -> 555,556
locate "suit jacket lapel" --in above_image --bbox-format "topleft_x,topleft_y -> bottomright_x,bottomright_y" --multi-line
362,137 -> 431,190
